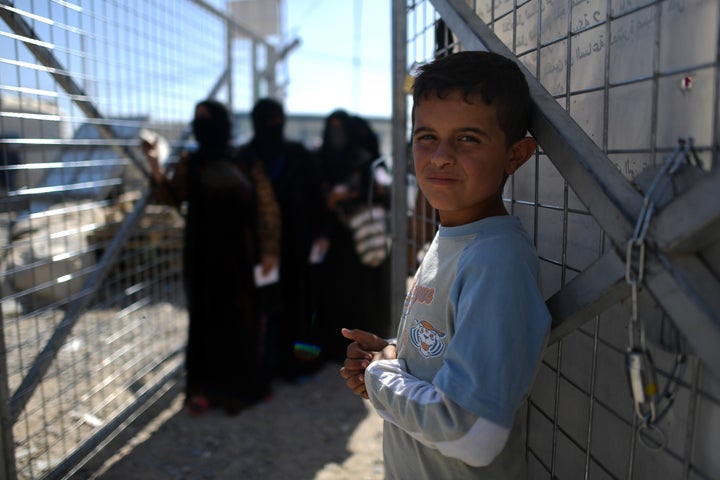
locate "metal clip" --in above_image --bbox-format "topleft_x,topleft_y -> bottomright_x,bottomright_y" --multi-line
626,348 -> 658,423
625,241 -> 645,288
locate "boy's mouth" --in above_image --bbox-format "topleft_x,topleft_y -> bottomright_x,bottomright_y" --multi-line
425,174 -> 458,184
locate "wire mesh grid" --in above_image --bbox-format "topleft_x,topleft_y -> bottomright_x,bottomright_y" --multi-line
0,1 -> 272,477
401,0 -> 719,479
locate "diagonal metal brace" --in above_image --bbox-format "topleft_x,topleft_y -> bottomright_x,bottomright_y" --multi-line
546,249 -> 628,344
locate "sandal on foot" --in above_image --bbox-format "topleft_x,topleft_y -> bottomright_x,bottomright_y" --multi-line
186,395 -> 210,416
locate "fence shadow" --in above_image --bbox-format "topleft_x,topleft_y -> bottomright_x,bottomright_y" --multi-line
76,363 -> 384,480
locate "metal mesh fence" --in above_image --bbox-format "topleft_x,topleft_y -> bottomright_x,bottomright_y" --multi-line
2,0 -> 718,478
0,0 -> 277,477
400,0 -> 719,479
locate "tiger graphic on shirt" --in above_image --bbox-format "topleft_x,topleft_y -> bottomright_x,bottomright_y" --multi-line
409,318 -> 446,358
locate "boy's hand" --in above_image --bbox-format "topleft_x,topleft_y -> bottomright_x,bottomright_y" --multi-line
340,328 -> 392,399
341,328 -> 388,351
373,343 -> 398,363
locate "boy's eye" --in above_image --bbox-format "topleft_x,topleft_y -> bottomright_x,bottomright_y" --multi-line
458,134 -> 479,143
415,133 -> 435,141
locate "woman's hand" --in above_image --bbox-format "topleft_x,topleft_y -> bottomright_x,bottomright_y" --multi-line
141,137 -> 164,183
327,184 -> 353,209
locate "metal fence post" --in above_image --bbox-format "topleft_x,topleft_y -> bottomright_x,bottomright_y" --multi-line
0,308 -> 17,480
390,0 -> 408,335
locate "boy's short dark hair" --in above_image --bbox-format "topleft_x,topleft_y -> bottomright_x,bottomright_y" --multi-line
412,51 -> 532,145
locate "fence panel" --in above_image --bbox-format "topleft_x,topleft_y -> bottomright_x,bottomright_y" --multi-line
0,1 -> 272,477
398,1 -> 719,479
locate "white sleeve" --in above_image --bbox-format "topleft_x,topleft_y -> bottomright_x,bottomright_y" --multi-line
365,359 -> 510,467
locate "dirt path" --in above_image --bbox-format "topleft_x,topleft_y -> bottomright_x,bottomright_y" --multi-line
87,364 -> 385,480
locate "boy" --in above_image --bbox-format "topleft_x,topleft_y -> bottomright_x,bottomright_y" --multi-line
340,51 -> 552,479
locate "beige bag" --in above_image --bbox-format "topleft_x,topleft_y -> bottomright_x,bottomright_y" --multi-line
348,204 -> 390,267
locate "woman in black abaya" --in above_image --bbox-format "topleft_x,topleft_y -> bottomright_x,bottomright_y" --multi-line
145,100 -> 279,415
316,110 -> 392,362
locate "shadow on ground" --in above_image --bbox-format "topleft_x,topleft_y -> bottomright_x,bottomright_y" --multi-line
77,364 -> 384,480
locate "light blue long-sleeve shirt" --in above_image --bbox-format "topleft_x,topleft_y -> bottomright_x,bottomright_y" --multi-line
365,216 -> 551,480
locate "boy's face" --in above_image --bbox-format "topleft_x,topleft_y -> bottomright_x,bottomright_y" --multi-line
412,91 -> 534,226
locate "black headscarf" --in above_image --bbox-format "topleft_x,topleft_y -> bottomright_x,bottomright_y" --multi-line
319,110 -> 379,185
192,99 -> 232,154
250,98 -> 285,158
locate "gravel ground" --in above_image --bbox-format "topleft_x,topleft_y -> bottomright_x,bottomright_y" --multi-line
87,363 -> 385,480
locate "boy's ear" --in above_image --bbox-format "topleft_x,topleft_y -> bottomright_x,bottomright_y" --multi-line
505,137 -> 536,175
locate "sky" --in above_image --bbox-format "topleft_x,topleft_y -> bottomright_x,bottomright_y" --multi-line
283,0 -> 393,118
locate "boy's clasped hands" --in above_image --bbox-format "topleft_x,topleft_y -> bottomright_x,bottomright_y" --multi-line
339,328 -> 397,399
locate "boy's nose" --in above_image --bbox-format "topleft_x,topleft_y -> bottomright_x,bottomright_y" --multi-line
430,141 -> 455,168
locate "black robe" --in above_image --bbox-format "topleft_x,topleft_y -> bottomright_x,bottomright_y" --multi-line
237,140 -> 327,379
182,150 -> 270,408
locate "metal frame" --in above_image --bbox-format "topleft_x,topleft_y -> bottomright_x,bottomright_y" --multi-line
0,1 -> 280,477
397,1 -> 719,477
430,0 -> 720,379
390,0 -> 409,334
0,0 -> 235,425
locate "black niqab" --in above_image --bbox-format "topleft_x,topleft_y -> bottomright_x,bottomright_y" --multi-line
250,98 -> 285,158
192,99 -> 232,154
